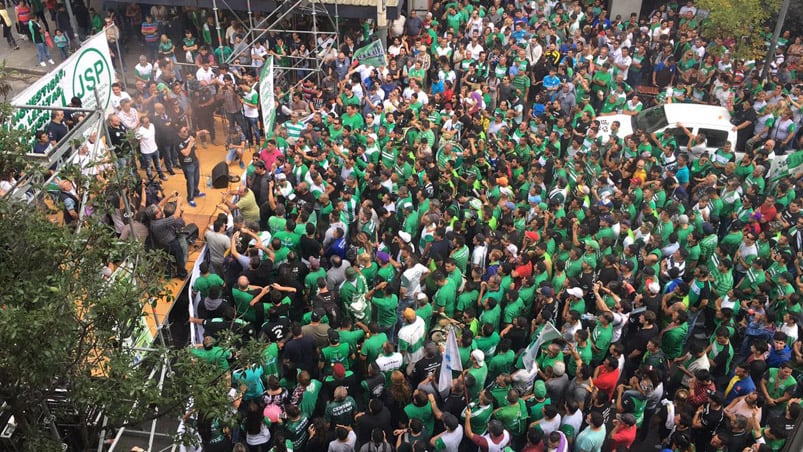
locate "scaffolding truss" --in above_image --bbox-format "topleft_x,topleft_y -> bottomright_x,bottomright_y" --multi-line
213,0 -> 340,89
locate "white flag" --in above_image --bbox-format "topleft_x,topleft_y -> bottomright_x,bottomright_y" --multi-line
438,329 -> 463,393
521,322 -> 562,370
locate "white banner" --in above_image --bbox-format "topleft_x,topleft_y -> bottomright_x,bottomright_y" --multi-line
438,328 -> 463,393
521,322 -> 562,370
11,33 -> 114,143
259,56 -> 276,139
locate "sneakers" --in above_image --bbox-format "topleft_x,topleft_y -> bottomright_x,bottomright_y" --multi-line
159,174 -> 168,181
196,192 -> 206,198
188,200 -> 197,207
167,169 -> 176,176
39,61 -> 46,67
239,161 -> 245,169
48,59 -> 55,65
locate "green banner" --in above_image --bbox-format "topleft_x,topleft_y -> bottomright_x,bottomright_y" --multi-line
259,56 -> 276,140
353,39 -> 386,68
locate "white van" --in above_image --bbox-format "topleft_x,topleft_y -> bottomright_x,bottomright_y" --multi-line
596,104 -> 737,156
596,104 -> 800,179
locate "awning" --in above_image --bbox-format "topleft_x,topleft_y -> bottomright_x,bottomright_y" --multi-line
104,0 -> 401,19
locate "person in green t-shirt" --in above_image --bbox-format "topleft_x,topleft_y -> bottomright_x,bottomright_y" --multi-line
404,390 -> 436,436
324,386 -> 357,427
461,390 -> 495,436
294,371 -> 322,418
320,329 -> 354,374
337,317 -> 367,350
369,283 -> 399,334
465,349 -> 489,401
232,276 -> 271,325
492,389 -> 528,437
192,262 -> 224,300
759,362 -> 797,419
661,310 -> 689,360
433,271 -> 458,317
283,404 -> 310,450
590,312 -> 614,364
191,336 -> 232,371
360,324 -> 388,364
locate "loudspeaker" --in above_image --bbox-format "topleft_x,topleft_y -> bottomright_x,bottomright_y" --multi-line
211,161 -> 229,188
181,223 -> 199,245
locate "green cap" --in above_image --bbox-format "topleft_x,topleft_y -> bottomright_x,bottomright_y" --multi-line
533,380 -> 547,398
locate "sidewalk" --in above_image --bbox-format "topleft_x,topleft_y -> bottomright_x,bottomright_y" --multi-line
2,6 -> 50,76
1,4 -> 145,82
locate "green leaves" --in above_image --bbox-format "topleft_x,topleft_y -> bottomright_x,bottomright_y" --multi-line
697,0 -> 781,60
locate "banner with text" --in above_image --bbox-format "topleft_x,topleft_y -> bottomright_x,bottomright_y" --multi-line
11,33 -> 114,147
259,56 -> 276,139
353,39 -> 386,68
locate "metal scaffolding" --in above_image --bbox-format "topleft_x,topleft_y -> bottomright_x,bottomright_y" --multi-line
213,0 -> 340,88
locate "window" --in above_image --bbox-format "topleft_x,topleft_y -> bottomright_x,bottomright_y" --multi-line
698,128 -> 729,148
633,106 -> 669,132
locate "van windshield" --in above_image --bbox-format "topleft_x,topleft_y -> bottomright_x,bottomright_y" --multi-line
632,106 -> 669,133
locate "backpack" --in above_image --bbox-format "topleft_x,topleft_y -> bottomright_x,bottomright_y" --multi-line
343,275 -> 371,322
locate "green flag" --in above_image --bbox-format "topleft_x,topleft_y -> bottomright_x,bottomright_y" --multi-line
521,322 -> 562,370
353,39 -> 386,68
259,56 -> 276,139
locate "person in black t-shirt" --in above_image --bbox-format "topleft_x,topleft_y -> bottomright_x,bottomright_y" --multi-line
176,126 -> 204,206
283,322 -> 319,377
261,316 -> 291,344
46,110 -> 69,146
409,342 -> 441,388
692,391 -> 725,452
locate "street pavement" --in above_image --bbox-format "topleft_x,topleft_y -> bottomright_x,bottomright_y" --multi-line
1,2 -> 142,97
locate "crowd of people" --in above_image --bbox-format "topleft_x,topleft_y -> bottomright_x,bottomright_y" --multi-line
10,0 -> 803,451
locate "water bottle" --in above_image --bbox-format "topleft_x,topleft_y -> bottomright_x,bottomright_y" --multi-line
206,175 -> 212,188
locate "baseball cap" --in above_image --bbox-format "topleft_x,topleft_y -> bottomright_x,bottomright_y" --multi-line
376,251 -> 390,264
533,380 -> 547,398
567,287 -> 584,298
403,308 -> 417,322
471,349 -> 485,366
398,231 -> 412,243
332,363 -> 346,379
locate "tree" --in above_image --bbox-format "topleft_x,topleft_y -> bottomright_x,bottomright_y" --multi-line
0,65 -> 267,450
0,193 -> 259,450
696,0 -> 781,61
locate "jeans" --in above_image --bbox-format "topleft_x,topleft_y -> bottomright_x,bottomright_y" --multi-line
36,42 -> 51,63
2,23 -> 16,47
145,41 -> 159,61
167,238 -> 187,277
226,111 -> 249,138
181,160 -> 200,201
245,116 -> 261,146
161,144 -> 179,171
57,46 -> 68,60
226,147 -> 243,164
140,151 -> 164,179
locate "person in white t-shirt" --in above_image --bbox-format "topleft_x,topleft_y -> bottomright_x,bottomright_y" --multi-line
429,412 -> 463,452
136,115 -> 166,181
238,80 -> 261,147
117,99 -> 140,131
109,82 -> 132,111
195,61 -> 215,84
